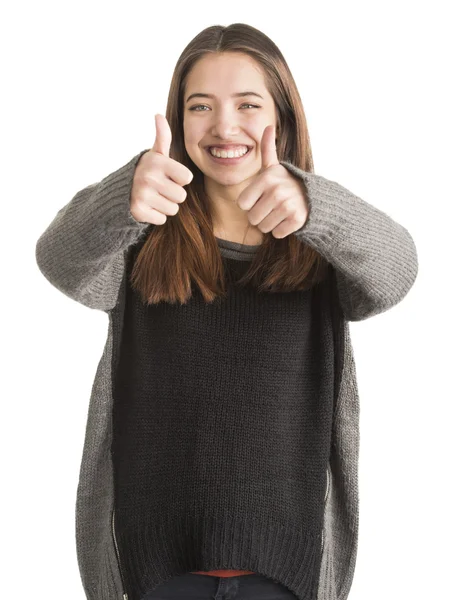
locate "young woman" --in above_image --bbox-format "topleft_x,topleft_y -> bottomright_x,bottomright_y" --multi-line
35,22 -> 418,600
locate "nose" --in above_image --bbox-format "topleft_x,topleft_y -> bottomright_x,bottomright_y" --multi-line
210,108 -> 241,140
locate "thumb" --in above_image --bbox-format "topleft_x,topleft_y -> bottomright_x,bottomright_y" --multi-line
260,124 -> 279,172
152,113 -> 172,157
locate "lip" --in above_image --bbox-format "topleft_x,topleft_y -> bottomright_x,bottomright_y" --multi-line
206,144 -> 253,150
206,145 -> 253,165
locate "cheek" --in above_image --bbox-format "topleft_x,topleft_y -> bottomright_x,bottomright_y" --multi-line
183,121 -> 202,147
250,123 -> 266,143
185,136 -> 202,154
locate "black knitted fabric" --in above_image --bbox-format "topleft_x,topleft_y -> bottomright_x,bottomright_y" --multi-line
111,236 -> 336,600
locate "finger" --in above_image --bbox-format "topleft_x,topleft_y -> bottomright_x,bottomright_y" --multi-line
152,114 -> 193,186
152,113 -> 172,157
237,176 -> 266,212
237,124 -> 278,210
151,177 -> 188,204
260,124 -> 279,172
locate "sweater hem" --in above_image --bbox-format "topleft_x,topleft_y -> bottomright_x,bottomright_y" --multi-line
115,510 -> 323,600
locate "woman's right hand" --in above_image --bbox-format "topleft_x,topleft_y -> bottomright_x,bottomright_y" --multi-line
130,114 -> 194,225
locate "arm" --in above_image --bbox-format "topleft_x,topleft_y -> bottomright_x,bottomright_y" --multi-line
280,160 -> 419,322
35,148 -> 152,312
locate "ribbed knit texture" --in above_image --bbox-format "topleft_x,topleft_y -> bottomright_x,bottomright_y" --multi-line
35,149 -> 418,600
111,237 -> 335,600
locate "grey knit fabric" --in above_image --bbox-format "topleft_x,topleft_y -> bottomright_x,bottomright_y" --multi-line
35,149 -> 418,600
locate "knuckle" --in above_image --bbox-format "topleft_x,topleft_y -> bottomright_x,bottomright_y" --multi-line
155,213 -> 168,225
170,202 -> 180,215
281,197 -> 293,212
183,170 -> 193,185
275,190 -> 286,205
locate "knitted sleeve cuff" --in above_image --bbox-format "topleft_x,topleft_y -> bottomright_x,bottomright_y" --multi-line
280,160 -> 419,321
91,148 -> 152,237
36,148 -> 153,311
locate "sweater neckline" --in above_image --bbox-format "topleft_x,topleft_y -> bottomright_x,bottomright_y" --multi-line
216,236 -> 259,262
215,236 -> 261,248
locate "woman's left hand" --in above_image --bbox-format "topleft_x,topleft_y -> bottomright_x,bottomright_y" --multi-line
237,124 -> 310,239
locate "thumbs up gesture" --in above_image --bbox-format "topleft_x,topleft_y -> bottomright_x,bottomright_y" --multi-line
236,125 -> 310,239
130,114 -> 194,226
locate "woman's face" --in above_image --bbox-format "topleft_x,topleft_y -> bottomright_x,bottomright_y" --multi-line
183,52 -> 278,187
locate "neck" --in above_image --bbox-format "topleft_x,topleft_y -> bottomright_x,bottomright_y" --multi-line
206,176 -> 263,245
213,226 -> 264,246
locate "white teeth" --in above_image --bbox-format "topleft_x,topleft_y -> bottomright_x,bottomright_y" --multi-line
209,146 -> 249,158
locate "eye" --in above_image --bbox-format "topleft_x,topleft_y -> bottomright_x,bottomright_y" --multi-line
188,103 -> 261,111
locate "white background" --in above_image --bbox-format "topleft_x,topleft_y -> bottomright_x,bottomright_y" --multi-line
2,1 -> 459,599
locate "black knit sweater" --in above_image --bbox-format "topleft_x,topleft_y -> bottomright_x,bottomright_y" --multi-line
111,235 -> 335,600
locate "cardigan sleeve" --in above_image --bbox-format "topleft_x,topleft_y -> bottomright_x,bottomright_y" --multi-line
280,160 -> 419,322
35,148 -> 152,312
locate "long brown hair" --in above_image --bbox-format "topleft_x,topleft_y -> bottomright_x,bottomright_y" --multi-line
130,23 -> 329,306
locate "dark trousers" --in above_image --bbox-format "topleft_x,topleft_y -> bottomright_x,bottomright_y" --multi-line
141,573 -> 298,600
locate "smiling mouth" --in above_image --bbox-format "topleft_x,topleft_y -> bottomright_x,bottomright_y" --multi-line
206,146 -> 253,158
209,145 -> 251,150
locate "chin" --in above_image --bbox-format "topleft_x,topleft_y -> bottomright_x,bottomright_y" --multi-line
208,172 -> 250,185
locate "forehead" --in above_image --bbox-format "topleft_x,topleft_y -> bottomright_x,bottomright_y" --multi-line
184,53 -> 266,95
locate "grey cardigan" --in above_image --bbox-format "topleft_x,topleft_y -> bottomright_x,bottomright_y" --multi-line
35,149 -> 418,600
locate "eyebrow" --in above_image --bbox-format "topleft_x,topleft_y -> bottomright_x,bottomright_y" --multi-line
185,91 -> 264,103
